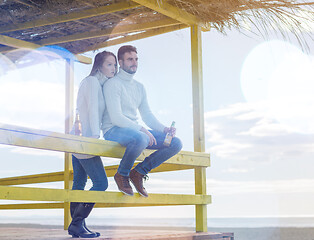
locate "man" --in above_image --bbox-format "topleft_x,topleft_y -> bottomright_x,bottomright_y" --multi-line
102,45 -> 182,197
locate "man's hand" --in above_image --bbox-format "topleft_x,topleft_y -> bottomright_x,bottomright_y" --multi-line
163,126 -> 176,137
140,127 -> 157,146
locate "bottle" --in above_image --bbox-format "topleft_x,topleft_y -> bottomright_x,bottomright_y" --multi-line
163,121 -> 175,147
74,112 -> 82,136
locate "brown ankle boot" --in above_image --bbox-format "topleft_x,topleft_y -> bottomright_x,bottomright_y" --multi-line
129,169 -> 148,197
114,172 -> 134,196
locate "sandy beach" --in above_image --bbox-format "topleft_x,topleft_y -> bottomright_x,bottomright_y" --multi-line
0,224 -> 313,240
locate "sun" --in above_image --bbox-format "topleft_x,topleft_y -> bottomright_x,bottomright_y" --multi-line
241,40 -> 314,134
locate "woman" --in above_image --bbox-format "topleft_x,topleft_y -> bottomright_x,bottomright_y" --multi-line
68,51 -> 117,238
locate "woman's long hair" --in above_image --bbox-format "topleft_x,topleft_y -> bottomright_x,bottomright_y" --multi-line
89,51 -> 117,76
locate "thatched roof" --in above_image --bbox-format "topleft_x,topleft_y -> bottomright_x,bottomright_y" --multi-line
0,0 -> 313,62
169,0 -> 314,46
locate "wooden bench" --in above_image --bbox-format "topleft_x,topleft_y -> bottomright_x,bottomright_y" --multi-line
0,123 -> 211,230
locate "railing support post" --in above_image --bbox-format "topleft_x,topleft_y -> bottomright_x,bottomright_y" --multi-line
191,24 -> 207,232
64,58 -> 74,230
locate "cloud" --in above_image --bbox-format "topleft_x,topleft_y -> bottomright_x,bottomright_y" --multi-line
239,118 -> 292,137
222,167 -> 251,174
208,178 -> 314,195
205,102 -> 314,164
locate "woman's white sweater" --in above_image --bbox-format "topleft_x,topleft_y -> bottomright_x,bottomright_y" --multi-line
73,71 -> 108,159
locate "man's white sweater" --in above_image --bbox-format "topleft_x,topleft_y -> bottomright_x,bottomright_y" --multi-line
102,68 -> 165,135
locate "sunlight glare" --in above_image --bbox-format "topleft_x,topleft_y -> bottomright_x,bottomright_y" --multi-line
0,47 -> 70,132
241,40 -> 314,134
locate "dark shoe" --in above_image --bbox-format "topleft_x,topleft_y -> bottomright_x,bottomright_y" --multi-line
68,203 -> 98,238
114,172 -> 134,196
129,169 -> 148,197
70,202 -> 100,237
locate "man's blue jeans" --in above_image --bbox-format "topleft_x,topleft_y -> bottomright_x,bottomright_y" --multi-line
72,155 -> 108,191
104,127 -> 183,176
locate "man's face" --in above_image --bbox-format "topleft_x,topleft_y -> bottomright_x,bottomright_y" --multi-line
119,51 -> 138,74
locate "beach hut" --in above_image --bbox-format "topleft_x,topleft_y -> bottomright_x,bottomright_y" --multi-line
0,0 -> 312,238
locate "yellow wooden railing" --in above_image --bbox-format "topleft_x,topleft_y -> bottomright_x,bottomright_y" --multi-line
0,123 -> 211,230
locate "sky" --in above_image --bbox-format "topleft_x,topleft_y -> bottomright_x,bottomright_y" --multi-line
0,19 -> 314,224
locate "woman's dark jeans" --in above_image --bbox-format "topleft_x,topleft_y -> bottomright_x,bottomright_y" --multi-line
72,155 -> 108,191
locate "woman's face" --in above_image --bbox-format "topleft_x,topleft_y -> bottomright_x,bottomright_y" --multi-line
100,55 -> 117,78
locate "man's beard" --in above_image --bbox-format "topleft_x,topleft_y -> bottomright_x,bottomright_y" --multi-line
124,66 -> 137,74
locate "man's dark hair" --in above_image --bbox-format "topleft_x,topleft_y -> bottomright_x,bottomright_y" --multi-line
118,45 -> 137,61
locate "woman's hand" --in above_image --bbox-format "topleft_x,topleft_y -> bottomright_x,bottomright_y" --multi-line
140,127 -> 157,146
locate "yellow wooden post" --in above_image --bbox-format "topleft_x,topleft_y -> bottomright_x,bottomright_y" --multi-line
191,24 -> 207,232
64,58 -> 74,229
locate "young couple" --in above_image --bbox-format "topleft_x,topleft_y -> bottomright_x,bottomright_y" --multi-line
68,45 -> 182,238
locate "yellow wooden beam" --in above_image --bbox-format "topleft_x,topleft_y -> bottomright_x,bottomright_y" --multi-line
131,0 -> 210,31
0,163 -> 192,186
0,34 -> 91,64
0,123 -> 210,167
0,34 -> 39,49
64,58 -> 74,229
65,58 -> 75,136
0,171 -> 65,185
36,18 -> 180,46
94,202 -> 183,207
81,24 -> 187,53
0,201 -> 193,210
0,186 -> 211,205
0,2 -> 140,34
0,203 -> 63,210
191,25 -> 207,232
195,167 -> 207,232
191,26 -> 205,153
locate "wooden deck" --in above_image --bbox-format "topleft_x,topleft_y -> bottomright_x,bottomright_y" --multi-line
0,225 -> 234,240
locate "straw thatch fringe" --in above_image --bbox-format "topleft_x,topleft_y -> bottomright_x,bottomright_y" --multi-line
167,0 -> 314,50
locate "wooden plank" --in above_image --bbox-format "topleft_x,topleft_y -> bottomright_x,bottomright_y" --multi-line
0,34 -> 39,49
195,167 -> 207,232
0,226 -> 234,240
82,24 -> 187,52
191,25 -> 207,232
0,171 -> 65,185
64,58 -> 74,229
0,201 -> 190,210
0,163 -> 193,186
64,59 -> 74,136
191,25 -> 205,153
0,124 -> 210,167
0,202 -> 63,209
0,2 -> 140,34
36,18 -> 180,45
132,0 -> 210,31
0,186 -> 211,205
0,34 -> 92,64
